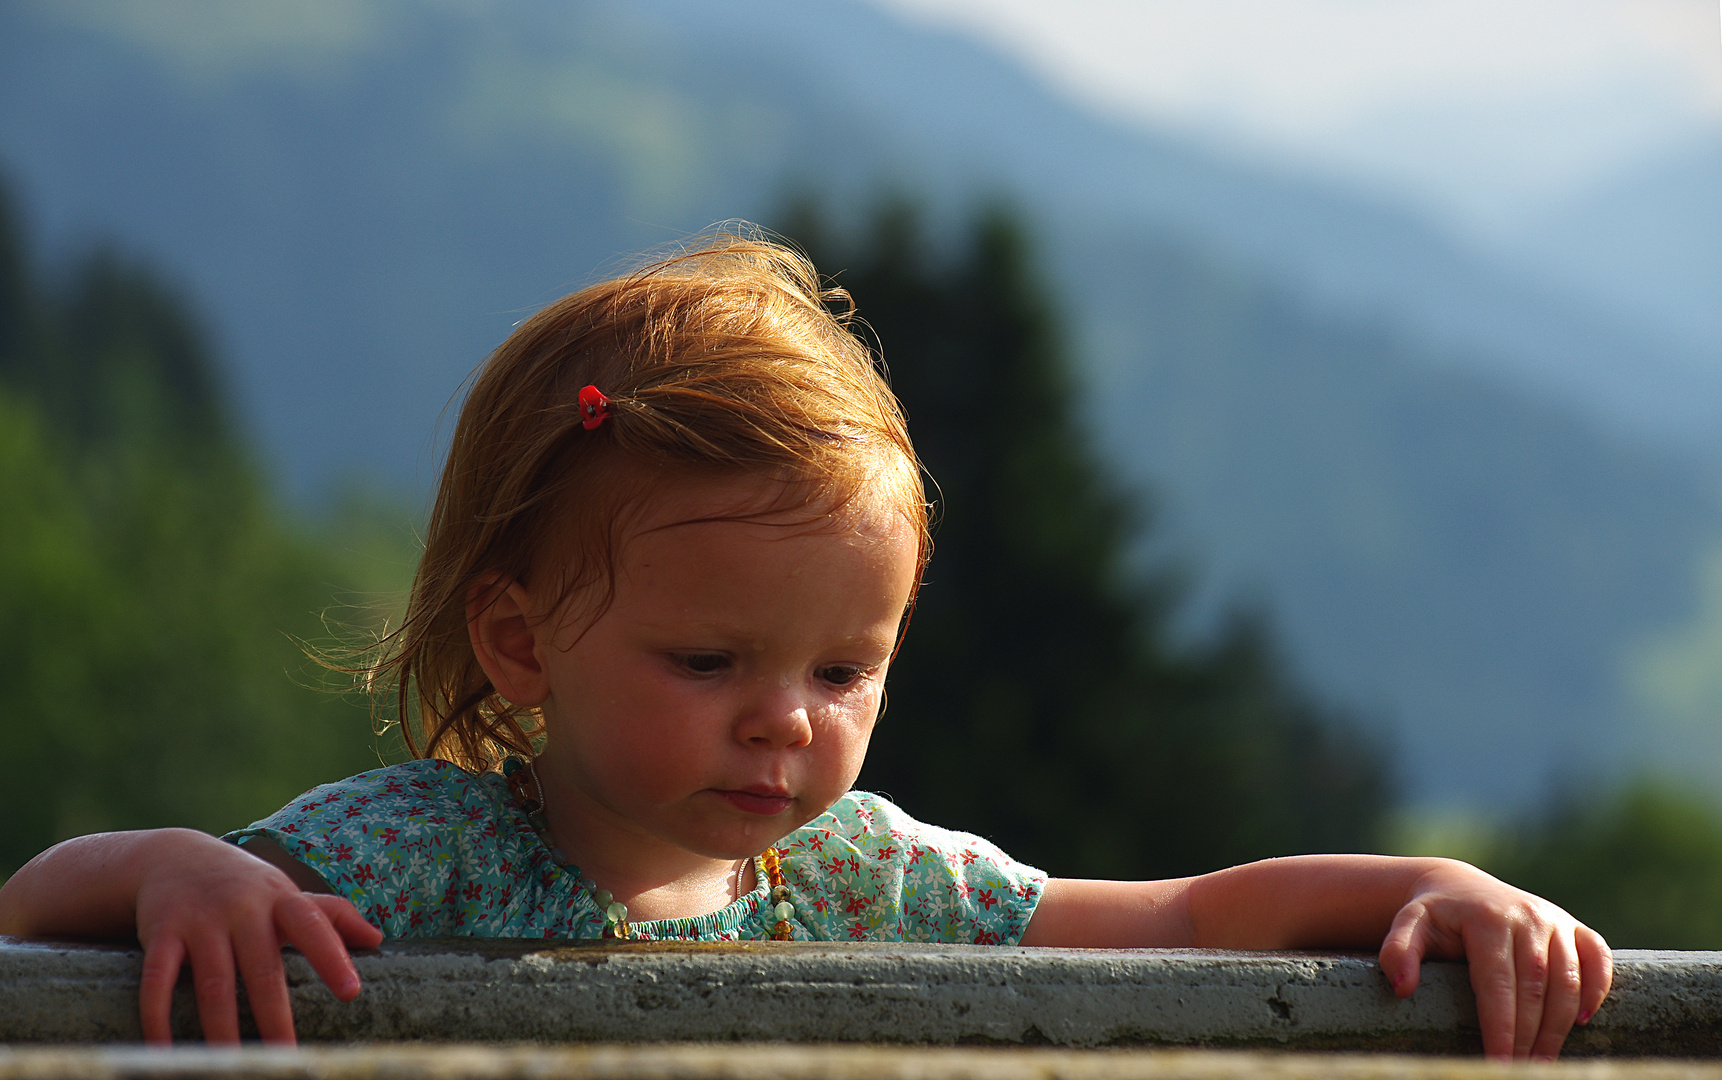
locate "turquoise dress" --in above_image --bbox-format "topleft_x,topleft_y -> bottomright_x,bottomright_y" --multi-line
227,759 -> 1045,944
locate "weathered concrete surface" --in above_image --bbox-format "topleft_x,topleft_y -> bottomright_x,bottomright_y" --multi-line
2,1045 -> 1722,1080
1,937 -> 1718,1055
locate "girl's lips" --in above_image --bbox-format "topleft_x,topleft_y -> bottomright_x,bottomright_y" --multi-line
719,790 -> 793,815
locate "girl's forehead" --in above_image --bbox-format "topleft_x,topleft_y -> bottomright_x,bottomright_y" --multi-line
626,469 -> 915,545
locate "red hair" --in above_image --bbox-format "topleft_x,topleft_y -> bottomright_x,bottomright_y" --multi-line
365,233 -> 928,771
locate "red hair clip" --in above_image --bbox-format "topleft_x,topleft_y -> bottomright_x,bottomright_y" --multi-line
577,385 -> 612,430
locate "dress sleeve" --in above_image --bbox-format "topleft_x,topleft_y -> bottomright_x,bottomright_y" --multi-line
779,791 -> 1046,944
223,760 -> 518,938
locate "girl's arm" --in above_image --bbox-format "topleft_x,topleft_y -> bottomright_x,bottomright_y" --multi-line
1018,855 -> 1612,1062
0,829 -> 382,1044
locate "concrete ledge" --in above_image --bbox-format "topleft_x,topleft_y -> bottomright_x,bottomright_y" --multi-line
2,1045 -> 1721,1080
1,938 -> 1718,1055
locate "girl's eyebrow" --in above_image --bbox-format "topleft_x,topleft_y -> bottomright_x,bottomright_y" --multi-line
630,619 -> 896,651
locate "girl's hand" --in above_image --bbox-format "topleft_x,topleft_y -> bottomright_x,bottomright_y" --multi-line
1377,861 -> 1612,1061
132,830 -> 383,1044
0,828 -> 382,1045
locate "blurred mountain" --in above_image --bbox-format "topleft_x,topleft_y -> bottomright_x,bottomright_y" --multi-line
0,0 -> 1717,806
1500,135 -> 1722,369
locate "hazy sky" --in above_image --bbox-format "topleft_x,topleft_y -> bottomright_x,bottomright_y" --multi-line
875,0 -> 1722,240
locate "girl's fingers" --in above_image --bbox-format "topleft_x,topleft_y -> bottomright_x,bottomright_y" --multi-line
138,935 -> 186,1045
278,895 -> 364,1003
1528,926 -> 1583,1061
1466,920 -> 1518,1060
312,894 -> 384,950
184,931 -> 242,1045
1377,902 -> 1428,998
231,918 -> 295,1046
1576,925 -> 1614,1024
1510,922 -> 1552,1059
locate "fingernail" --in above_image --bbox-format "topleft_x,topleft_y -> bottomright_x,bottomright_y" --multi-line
1577,1009 -> 1592,1026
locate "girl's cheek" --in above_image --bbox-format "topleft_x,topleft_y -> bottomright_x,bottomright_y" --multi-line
826,696 -> 880,748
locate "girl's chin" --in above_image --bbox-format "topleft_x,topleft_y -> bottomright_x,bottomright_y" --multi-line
682,822 -> 800,861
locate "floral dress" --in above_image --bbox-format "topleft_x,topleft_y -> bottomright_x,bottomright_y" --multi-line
226,759 -> 1045,944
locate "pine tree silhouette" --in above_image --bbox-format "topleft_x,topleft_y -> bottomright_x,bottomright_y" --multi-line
781,201 -> 1390,878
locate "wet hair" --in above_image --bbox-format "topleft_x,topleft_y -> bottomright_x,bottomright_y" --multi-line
369,232 -> 929,772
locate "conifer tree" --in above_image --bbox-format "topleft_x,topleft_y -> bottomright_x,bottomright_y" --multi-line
781,202 -> 1390,878
0,181 -> 390,873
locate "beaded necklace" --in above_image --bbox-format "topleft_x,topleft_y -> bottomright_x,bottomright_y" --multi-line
501,757 -> 796,941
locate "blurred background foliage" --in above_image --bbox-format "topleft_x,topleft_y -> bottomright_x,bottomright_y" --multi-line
5,157 -> 1722,947
0,182 -> 411,875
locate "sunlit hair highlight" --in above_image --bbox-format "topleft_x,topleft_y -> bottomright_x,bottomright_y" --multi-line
367,231 -> 929,772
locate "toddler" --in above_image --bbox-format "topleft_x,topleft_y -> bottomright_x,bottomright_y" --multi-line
0,235 -> 1610,1058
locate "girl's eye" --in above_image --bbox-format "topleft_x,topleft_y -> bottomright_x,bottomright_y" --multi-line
818,665 -> 868,688
675,653 -> 729,675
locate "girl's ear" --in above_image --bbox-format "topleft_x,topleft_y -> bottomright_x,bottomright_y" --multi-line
466,573 -> 550,707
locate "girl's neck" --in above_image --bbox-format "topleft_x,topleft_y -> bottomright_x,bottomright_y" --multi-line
529,751 -> 756,922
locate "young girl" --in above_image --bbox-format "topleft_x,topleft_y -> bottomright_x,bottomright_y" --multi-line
0,235 -> 1609,1059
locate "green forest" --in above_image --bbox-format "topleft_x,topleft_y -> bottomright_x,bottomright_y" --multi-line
3,178 -> 1721,949
0,183 -> 409,873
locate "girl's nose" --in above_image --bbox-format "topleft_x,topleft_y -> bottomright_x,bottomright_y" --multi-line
735,683 -> 814,750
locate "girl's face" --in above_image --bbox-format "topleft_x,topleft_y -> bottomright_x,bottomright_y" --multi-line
530,475 -> 920,863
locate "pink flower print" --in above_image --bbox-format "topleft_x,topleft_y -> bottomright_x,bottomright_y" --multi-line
875,845 -> 898,862
394,891 -> 411,914
843,893 -> 869,915
351,864 -> 377,886
332,843 -> 355,863
463,882 -> 483,902
974,930 -> 1001,945
907,845 -> 924,865
803,834 -> 826,853
814,898 -> 830,914
323,792 -> 343,804
847,925 -> 869,940
961,849 -> 979,865
343,805 -> 363,819
367,904 -> 389,926
409,909 -> 425,929
377,827 -> 402,845
977,889 -> 998,910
